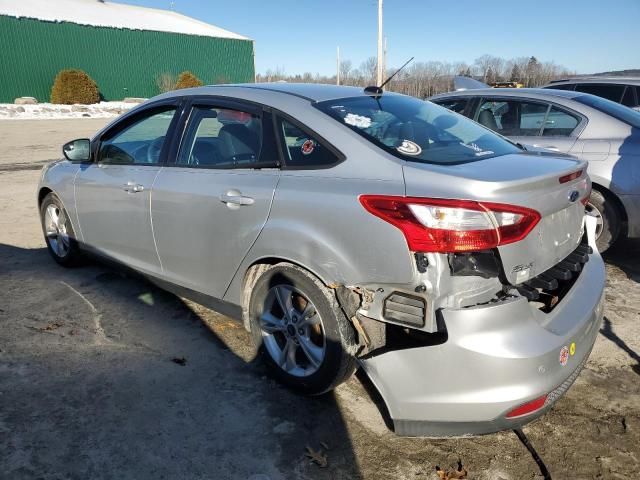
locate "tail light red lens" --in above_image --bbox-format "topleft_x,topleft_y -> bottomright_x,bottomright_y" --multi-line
359,195 -> 541,253
505,394 -> 548,419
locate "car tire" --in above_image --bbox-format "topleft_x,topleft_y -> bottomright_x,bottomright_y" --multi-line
248,263 -> 358,395
586,189 -> 621,253
40,192 -> 81,266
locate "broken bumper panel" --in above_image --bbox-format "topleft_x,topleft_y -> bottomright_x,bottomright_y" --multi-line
359,219 -> 605,437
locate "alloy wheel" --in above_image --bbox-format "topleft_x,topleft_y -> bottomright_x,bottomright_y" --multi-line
585,201 -> 604,239
259,284 -> 326,377
44,203 -> 70,257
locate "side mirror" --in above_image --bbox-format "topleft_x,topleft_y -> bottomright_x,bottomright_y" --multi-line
62,138 -> 91,162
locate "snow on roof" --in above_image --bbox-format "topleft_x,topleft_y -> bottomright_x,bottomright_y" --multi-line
0,0 -> 251,41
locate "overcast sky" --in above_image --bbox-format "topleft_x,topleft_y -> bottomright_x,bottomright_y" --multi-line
123,0 -> 640,75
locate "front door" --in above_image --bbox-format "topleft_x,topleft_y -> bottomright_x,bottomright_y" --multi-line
75,104 -> 179,275
151,102 -> 281,298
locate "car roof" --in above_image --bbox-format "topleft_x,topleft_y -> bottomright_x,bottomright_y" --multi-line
546,76 -> 640,86
430,88 -> 584,101
162,83 -> 376,103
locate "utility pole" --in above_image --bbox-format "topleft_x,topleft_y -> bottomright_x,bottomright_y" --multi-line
383,36 -> 387,80
336,46 -> 340,85
376,0 -> 383,86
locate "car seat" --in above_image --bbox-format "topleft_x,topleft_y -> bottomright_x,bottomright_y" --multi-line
477,109 -> 498,131
218,123 -> 260,165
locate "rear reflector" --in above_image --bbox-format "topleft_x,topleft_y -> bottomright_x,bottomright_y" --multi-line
505,394 -> 548,419
359,196 -> 541,253
559,170 -> 583,184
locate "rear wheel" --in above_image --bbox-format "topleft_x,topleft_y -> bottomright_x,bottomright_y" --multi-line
248,264 -> 357,395
40,192 -> 81,266
585,189 -> 621,253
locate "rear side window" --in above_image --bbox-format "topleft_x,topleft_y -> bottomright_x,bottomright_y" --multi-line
177,106 -> 263,168
275,117 -> 340,168
432,98 -> 469,116
574,84 -> 625,103
542,107 -> 580,136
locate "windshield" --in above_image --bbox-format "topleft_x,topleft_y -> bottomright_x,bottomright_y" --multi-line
315,94 -> 520,165
574,94 -> 640,129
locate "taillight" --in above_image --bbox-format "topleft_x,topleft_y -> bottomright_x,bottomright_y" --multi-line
359,196 -> 541,253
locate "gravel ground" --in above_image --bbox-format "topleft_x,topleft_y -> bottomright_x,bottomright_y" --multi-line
0,119 -> 639,479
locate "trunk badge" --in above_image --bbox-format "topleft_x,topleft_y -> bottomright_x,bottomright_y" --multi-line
568,190 -> 580,203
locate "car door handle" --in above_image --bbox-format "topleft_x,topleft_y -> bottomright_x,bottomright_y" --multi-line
123,182 -> 144,193
219,190 -> 255,207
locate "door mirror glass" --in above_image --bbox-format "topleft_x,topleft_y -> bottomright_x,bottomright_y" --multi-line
63,138 -> 91,162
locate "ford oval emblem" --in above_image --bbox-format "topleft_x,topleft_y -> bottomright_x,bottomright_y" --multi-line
568,190 -> 580,203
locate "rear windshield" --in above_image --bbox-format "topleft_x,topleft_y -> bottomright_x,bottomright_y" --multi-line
574,94 -> 640,129
315,94 -> 520,165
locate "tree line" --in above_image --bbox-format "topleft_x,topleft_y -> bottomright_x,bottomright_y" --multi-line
256,55 -> 576,98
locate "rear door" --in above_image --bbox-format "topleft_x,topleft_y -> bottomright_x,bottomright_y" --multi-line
151,98 -> 280,298
75,102 -> 180,274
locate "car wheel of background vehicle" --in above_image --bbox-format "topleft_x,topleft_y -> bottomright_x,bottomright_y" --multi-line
40,192 -> 81,266
248,263 -> 358,395
585,189 -> 620,253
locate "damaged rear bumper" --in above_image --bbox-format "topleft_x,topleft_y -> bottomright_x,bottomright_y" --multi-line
358,221 -> 606,437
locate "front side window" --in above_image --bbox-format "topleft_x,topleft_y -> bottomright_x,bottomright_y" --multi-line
276,117 -> 340,168
315,94 -> 519,165
99,107 -> 177,165
433,98 -> 469,116
177,106 -> 263,168
477,99 -> 549,136
574,84 -> 625,103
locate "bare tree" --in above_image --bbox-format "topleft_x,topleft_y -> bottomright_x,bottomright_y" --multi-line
156,72 -> 176,93
256,54 -> 573,95
339,60 -> 353,83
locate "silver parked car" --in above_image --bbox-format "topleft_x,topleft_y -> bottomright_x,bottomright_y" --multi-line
431,88 -> 640,251
39,84 -> 604,437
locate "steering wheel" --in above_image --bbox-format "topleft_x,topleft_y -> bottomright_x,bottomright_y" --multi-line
146,136 -> 165,164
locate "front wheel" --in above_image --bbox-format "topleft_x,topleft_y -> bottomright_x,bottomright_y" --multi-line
248,264 -> 357,395
40,192 -> 81,266
585,189 -> 621,253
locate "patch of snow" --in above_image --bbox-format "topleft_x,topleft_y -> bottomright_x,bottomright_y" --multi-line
0,0 -> 250,40
0,101 -> 137,120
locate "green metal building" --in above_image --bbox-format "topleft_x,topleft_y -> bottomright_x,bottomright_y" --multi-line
0,0 -> 255,103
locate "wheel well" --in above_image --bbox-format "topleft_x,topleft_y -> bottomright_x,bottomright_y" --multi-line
239,258 -> 336,332
592,182 -> 628,223
38,187 -> 53,206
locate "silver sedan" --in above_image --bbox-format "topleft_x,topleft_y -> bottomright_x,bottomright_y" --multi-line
38,83 -> 604,436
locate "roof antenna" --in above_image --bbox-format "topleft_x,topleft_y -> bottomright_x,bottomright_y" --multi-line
364,56 -> 414,97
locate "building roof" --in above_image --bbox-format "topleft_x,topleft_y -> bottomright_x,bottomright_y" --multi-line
0,0 -> 250,40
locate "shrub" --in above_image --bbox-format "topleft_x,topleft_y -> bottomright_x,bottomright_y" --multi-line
156,72 -> 177,93
50,69 -> 100,105
175,71 -> 204,89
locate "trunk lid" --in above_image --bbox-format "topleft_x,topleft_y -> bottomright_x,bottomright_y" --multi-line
403,153 -> 590,284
